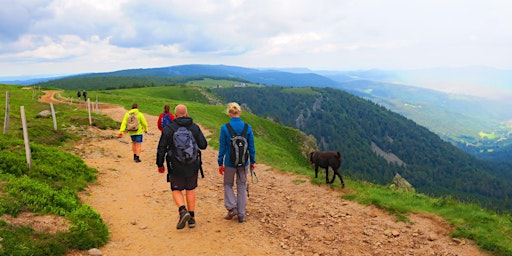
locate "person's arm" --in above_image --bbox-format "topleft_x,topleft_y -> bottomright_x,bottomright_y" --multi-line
193,124 -> 208,150
247,124 -> 256,164
157,114 -> 163,131
156,130 -> 172,167
118,113 -> 128,134
217,124 -> 227,166
156,131 -> 168,167
140,113 -> 149,132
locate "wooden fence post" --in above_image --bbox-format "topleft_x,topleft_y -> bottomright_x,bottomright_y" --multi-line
87,98 -> 92,126
3,91 -> 9,134
20,106 -> 32,169
50,102 -> 57,130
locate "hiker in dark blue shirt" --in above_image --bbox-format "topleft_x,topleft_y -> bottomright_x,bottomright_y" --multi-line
217,102 -> 256,223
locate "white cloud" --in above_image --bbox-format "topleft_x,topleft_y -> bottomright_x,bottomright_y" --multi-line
1,0 -> 512,77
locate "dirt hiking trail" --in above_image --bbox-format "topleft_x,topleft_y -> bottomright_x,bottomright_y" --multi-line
42,91 -> 487,256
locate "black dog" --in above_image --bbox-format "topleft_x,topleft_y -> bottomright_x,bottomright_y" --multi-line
309,151 -> 345,188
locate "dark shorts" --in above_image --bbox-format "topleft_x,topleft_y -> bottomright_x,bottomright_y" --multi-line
169,173 -> 198,191
130,134 -> 143,143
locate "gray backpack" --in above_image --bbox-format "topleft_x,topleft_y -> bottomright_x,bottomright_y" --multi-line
172,126 -> 199,164
226,123 -> 249,167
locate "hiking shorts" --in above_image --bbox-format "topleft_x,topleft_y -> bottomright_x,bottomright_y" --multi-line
130,134 -> 143,143
170,173 -> 198,191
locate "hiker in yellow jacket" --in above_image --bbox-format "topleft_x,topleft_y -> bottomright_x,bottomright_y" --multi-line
118,103 -> 149,163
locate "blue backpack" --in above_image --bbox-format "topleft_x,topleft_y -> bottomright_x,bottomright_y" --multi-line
162,113 -> 172,128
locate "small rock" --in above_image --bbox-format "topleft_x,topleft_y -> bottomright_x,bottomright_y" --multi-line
37,110 -> 52,118
427,233 -> 438,241
363,230 -> 373,236
88,248 -> 103,256
452,238 -> 465,245
325,234 -> 336,241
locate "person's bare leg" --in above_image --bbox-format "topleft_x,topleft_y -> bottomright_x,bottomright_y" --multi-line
173,190 -> 190,229
172,190 -> 185,207
131,142 -> 137,155
185,189 -> 196,212
135,143 -> 142,156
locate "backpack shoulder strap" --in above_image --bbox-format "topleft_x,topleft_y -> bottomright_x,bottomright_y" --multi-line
241,123 -> 248,136
226,123 -> 236,136
226,123 -> 249,136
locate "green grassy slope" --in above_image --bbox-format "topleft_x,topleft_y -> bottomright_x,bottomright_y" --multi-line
0,84 -> 118,255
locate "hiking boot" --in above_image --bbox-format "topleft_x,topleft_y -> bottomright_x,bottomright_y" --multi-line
176,209 -> 191,230
224,208 -> 238,220
238,215 -> 246,223
134,156 -> 141,163
188,217 -> 196,228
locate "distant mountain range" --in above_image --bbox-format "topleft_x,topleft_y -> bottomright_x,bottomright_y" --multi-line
4,64 -> 511,163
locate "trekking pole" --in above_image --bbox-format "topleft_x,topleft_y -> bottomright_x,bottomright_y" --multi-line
198,151 -> 204,178
246,165 -> 258,197
250,165 -> 258,184
246,174 -> 250,198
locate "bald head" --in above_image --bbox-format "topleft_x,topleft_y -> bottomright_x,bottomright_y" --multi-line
174,104 -> 188,118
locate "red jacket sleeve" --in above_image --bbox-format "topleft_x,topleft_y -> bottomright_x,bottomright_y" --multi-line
157,114 -> 163,131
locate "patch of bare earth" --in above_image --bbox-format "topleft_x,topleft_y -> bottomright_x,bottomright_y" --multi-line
31,91 -> 488,255
0,213 -> 70,234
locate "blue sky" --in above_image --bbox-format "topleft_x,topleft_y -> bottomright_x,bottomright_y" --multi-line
1,0 -> 511,78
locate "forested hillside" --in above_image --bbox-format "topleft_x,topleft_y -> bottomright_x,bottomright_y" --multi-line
38,74 -> 248,91
212,86 -> 512,211
332,79 -> 512,164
